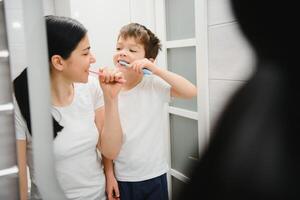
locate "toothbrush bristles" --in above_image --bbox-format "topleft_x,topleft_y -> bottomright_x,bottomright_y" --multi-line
119,60 -> 129,67
89,70 -> 100,75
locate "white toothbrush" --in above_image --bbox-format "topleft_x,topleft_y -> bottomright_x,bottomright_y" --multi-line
118,60 -> 152,75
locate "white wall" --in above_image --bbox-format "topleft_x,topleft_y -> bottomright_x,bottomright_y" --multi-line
56,0 -> 156,71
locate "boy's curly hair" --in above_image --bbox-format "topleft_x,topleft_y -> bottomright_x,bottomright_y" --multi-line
118,23 -> 162,59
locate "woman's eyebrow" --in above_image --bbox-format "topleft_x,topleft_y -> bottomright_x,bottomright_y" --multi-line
82,46 -> 91,51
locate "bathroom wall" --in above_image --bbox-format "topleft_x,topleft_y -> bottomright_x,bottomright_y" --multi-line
58,0 -> 156,70
207,0 -> 255,128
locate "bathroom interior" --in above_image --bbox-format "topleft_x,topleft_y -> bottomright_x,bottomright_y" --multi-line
0,0 -> 255,199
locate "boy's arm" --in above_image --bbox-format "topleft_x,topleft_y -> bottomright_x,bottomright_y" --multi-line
131,58 -> 197,98
102,156 -> 120,200
154,67 -> 197,98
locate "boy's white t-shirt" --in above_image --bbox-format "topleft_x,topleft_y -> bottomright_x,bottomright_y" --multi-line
14,76 -> 106,200
115,75 -> 171,182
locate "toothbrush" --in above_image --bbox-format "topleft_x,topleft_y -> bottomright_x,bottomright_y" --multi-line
88,69 -> 102,76
118,60 -> 152,75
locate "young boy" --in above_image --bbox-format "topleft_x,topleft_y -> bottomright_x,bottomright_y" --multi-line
112,23 -> 197,200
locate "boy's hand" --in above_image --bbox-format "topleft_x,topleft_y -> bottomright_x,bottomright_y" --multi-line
130,58 -> 157,74
98,67 -> 126,99
105,173 -> 120,200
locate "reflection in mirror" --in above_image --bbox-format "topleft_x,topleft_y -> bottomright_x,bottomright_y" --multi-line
3,0 -> 255,199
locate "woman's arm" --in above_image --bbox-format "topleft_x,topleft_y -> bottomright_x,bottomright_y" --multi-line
95,105 -> 122,160
95,105 -> 120,199
17,140 -> 28,200
95,69 -> 124,160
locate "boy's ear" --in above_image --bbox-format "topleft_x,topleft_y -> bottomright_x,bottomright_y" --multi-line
51,55 -> 64,71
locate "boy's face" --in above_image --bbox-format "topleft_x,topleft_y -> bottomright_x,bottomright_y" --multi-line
113,36 -> 145,75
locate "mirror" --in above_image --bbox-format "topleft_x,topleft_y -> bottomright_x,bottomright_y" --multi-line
3,0 -> 254,199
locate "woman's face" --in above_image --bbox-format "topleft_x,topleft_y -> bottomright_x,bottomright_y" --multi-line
62,34 -> 96,83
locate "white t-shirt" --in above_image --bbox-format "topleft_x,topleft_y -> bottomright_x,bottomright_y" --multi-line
115,75 -> 171,182
15,76 -> 106,200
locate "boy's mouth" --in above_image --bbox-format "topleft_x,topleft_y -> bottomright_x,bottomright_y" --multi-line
118,60 -> 130,67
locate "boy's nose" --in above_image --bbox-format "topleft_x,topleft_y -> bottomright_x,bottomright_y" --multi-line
119,49 -> 128,57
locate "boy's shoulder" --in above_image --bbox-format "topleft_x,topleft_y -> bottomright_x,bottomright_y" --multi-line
139,75 -> 168,88
137,75 -> 171,96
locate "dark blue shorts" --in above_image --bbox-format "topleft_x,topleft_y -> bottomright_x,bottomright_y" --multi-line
118,173 -> 169,200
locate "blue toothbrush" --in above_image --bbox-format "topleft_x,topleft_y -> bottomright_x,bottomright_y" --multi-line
118,60 -> 152,75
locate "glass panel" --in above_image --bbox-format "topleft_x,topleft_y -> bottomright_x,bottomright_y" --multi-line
165,0 -> 195,40
167,47 -> 197,111
171,176 -> 187,200
170,114 -> 199,177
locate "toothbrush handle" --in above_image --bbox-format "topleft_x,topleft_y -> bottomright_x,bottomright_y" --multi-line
142,68 -> 152,75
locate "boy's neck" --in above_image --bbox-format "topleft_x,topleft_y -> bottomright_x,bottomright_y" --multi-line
122,74 -> 143,91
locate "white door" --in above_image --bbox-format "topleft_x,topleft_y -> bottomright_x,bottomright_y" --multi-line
154,0 -> 210,198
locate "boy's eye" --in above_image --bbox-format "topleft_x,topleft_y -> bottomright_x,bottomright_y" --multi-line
130,49 -> 137,53
116,47 -> 121,51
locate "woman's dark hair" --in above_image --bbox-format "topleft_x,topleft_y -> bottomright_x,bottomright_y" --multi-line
13,15 -> 87,138
45,15 -> 87,61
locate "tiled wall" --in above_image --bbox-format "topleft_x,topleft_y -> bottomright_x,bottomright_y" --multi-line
207,0 -> 255,128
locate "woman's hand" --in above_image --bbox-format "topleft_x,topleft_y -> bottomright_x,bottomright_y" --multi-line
98,67 -> 126,99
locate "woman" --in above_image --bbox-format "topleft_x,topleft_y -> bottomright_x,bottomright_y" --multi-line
13,15 -> 124,200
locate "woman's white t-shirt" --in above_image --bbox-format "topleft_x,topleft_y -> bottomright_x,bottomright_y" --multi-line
15,76 -> 106,200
